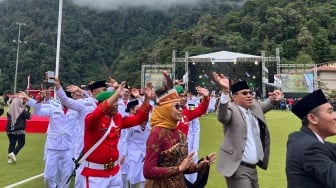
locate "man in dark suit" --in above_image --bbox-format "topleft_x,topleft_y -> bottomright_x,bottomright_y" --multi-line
212,72 -> 283,188
286,89 -> 336,188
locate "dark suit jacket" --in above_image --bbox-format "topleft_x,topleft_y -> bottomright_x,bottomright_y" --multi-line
286,126 -> 336,188
216,98 -> 277,177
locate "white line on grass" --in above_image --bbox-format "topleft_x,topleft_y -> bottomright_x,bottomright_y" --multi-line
4,173 -> 44,188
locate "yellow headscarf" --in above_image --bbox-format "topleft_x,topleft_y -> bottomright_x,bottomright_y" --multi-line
150,103 -> 177,129
150,89 -> 181,129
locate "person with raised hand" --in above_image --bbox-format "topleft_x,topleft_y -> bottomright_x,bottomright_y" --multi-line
19,89 -> 78,188
80,81 -> 152,188
212,72 -> 282,188
54,77 -> 106,187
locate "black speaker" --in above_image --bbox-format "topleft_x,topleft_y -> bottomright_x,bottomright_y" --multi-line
268,68 -> 274,83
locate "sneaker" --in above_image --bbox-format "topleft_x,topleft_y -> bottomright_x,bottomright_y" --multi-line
7,159 -> 12,164
8,152 -> 16,163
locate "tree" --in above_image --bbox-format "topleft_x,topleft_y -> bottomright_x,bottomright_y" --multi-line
295,51 -> 314,64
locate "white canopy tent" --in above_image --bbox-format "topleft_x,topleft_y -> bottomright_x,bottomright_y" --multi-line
189,50 -> 261,63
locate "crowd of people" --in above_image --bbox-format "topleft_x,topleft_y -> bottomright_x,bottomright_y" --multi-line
3,71 -> 336,188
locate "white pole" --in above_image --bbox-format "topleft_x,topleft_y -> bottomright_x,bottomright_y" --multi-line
54,0 -> 63,98
14,22 -> 25,94
55,0 -> 63,78
14,26 -> 20,94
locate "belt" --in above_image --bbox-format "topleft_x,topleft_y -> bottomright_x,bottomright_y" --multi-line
84,160 -> 118,170
240,161 -> 256,169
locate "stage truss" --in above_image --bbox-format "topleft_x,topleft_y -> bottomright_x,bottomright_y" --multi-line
172,49 -> 280,98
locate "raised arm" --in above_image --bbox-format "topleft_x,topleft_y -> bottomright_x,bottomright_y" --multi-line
122,83 -> 152,128
54,77 -> 86,112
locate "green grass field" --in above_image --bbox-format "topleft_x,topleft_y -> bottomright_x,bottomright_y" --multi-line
1,110 -> 335,188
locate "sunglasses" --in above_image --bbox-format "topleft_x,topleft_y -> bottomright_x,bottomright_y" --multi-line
238,91 -> 253,96
173,104 -> 183,110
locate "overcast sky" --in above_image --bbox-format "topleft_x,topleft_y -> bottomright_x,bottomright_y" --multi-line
71,0 -> 203,11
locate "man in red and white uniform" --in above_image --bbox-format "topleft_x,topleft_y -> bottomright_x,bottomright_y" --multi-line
176,86 -> 209,136
80,82 -> 152,188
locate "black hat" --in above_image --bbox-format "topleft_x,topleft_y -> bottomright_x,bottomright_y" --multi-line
60,82 -> 72,98
126,100 -> 139,113
292,89 -> 328,119
125,84 -> 131,90
88,80 -> 107,91
65,91 -> 72,98
231,81 -> 249,94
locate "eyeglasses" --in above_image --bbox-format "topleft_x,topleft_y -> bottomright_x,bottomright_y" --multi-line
238,91 -> 253,96
173,104 -> 183,110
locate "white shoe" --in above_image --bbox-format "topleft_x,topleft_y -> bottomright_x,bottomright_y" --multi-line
8,152 -> 16,163
7,159 -> 12,164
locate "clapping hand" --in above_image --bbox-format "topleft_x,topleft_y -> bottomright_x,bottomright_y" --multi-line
143,83 -> 153,100
15,91 -> 29,101
66,85 -> 81,93
195,86 -> 209,97
199,152 -> 216,165
268,90 -> 283,101
108,77 -> 119,88
54,77 -> 61,90
131,88 -> 140,98
115,81 -> 126,97
212,72 -> 229,91
178,152 -> 195,172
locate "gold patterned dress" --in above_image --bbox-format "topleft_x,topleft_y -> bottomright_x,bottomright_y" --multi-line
143,126 -> 206,188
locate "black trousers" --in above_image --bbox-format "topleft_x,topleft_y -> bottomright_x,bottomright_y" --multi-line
7,133 -> 25,155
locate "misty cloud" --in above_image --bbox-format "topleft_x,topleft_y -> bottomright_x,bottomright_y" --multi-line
71,0 -> 202,11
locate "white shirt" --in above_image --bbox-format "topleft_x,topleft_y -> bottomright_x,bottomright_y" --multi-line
56,88 -> 97,157
186,96 -> 201,154
239,107 -> 261,164
313,131 -> 324,143
28,98 -> 79,150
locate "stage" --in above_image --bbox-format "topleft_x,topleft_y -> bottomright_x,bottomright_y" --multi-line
0,115 -> 49,133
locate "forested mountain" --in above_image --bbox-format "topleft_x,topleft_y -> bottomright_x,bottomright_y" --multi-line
0,0 -> 336,93
0,0 -> 241,92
